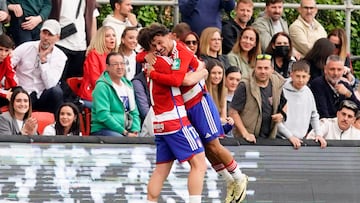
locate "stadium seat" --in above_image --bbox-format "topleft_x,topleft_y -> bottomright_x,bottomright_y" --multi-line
66,77 -> 91,136
32,111 -> 55,135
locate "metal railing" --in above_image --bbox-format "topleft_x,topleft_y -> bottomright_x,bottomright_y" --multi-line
254,1 -> 360,53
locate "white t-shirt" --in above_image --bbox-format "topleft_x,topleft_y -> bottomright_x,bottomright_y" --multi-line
113,81 -> 130,112
16,119 -> 23,132
56,0 -> 99,51
43,123 -> 82,136
124,51 -> 136,81
102,14 -> 134,45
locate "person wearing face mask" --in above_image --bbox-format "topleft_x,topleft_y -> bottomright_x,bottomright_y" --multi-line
265,32 -> 295,78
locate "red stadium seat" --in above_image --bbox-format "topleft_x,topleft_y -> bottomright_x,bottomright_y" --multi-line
32,111 -> 55,135
66,77 -> 91,136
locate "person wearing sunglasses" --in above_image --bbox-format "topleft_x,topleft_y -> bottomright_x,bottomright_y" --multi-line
307,100 -> 360,140
91,52 -> 140,137
303,38 -> 335,81
229,53 -> 286,142
181,31 -> 200,57
328,28 -> 358,93
328,28 -> 352,70
199,27 -> 231,70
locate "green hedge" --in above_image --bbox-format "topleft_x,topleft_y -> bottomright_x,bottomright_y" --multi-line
97,1 -> 360,76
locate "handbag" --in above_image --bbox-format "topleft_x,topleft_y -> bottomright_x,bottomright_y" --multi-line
60,23 -> 77,39
60,0 -> 82,39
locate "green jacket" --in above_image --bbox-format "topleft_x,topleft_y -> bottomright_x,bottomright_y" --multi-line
91,71 -> 140,134
227,51 -> 253,79
7,0 -> 51,22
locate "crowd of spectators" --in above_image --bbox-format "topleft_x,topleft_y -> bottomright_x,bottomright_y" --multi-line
0,0 -> 359,202
0,0 -> 358,148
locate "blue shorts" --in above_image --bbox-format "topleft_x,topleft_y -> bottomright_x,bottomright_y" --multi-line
155,125 -> 204,163
187,93 -> 224,144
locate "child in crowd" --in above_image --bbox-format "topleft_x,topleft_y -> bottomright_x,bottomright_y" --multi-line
277,60 -> 327,149
0,34 -> 17,108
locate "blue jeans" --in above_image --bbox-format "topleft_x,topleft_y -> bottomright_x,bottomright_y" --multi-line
91,129 -> 125,136
9,16 -> 40,46
30,85 -> 63,114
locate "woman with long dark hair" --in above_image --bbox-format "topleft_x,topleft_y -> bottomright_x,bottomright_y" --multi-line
181,31 -> 200,57
0,87 -> 37,135
43,102 -> 81,136
303,38 -> 335,81
227,27 -> 261,78
118,26 -> 139,80
265,32 -> 295,78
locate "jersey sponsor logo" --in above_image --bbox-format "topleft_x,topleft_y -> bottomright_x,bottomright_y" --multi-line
171,58 -> 181,70
153,123 -> 165,132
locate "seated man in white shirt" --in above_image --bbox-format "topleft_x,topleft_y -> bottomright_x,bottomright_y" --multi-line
307,100 -> 360,140
11,19 -> 67,113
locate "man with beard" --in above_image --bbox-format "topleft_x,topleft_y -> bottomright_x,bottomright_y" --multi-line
307,100 -> 360,140
11,19 -> 67,114
310,55 -> 360,119
103,0 -> 138,45
229,54 -> 286,143
252,0 -> 289,52
221,0 -> 254,54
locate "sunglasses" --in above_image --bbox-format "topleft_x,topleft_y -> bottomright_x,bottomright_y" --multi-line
185,40 -> 198,46
334,43 -> 341,49
340,100 -> 358,111
256,54 -> 272,60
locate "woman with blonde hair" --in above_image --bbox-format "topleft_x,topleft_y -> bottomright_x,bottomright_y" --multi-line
227,27 -> 261,78
78,26 -> 118,108
199,27 -> 230,69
